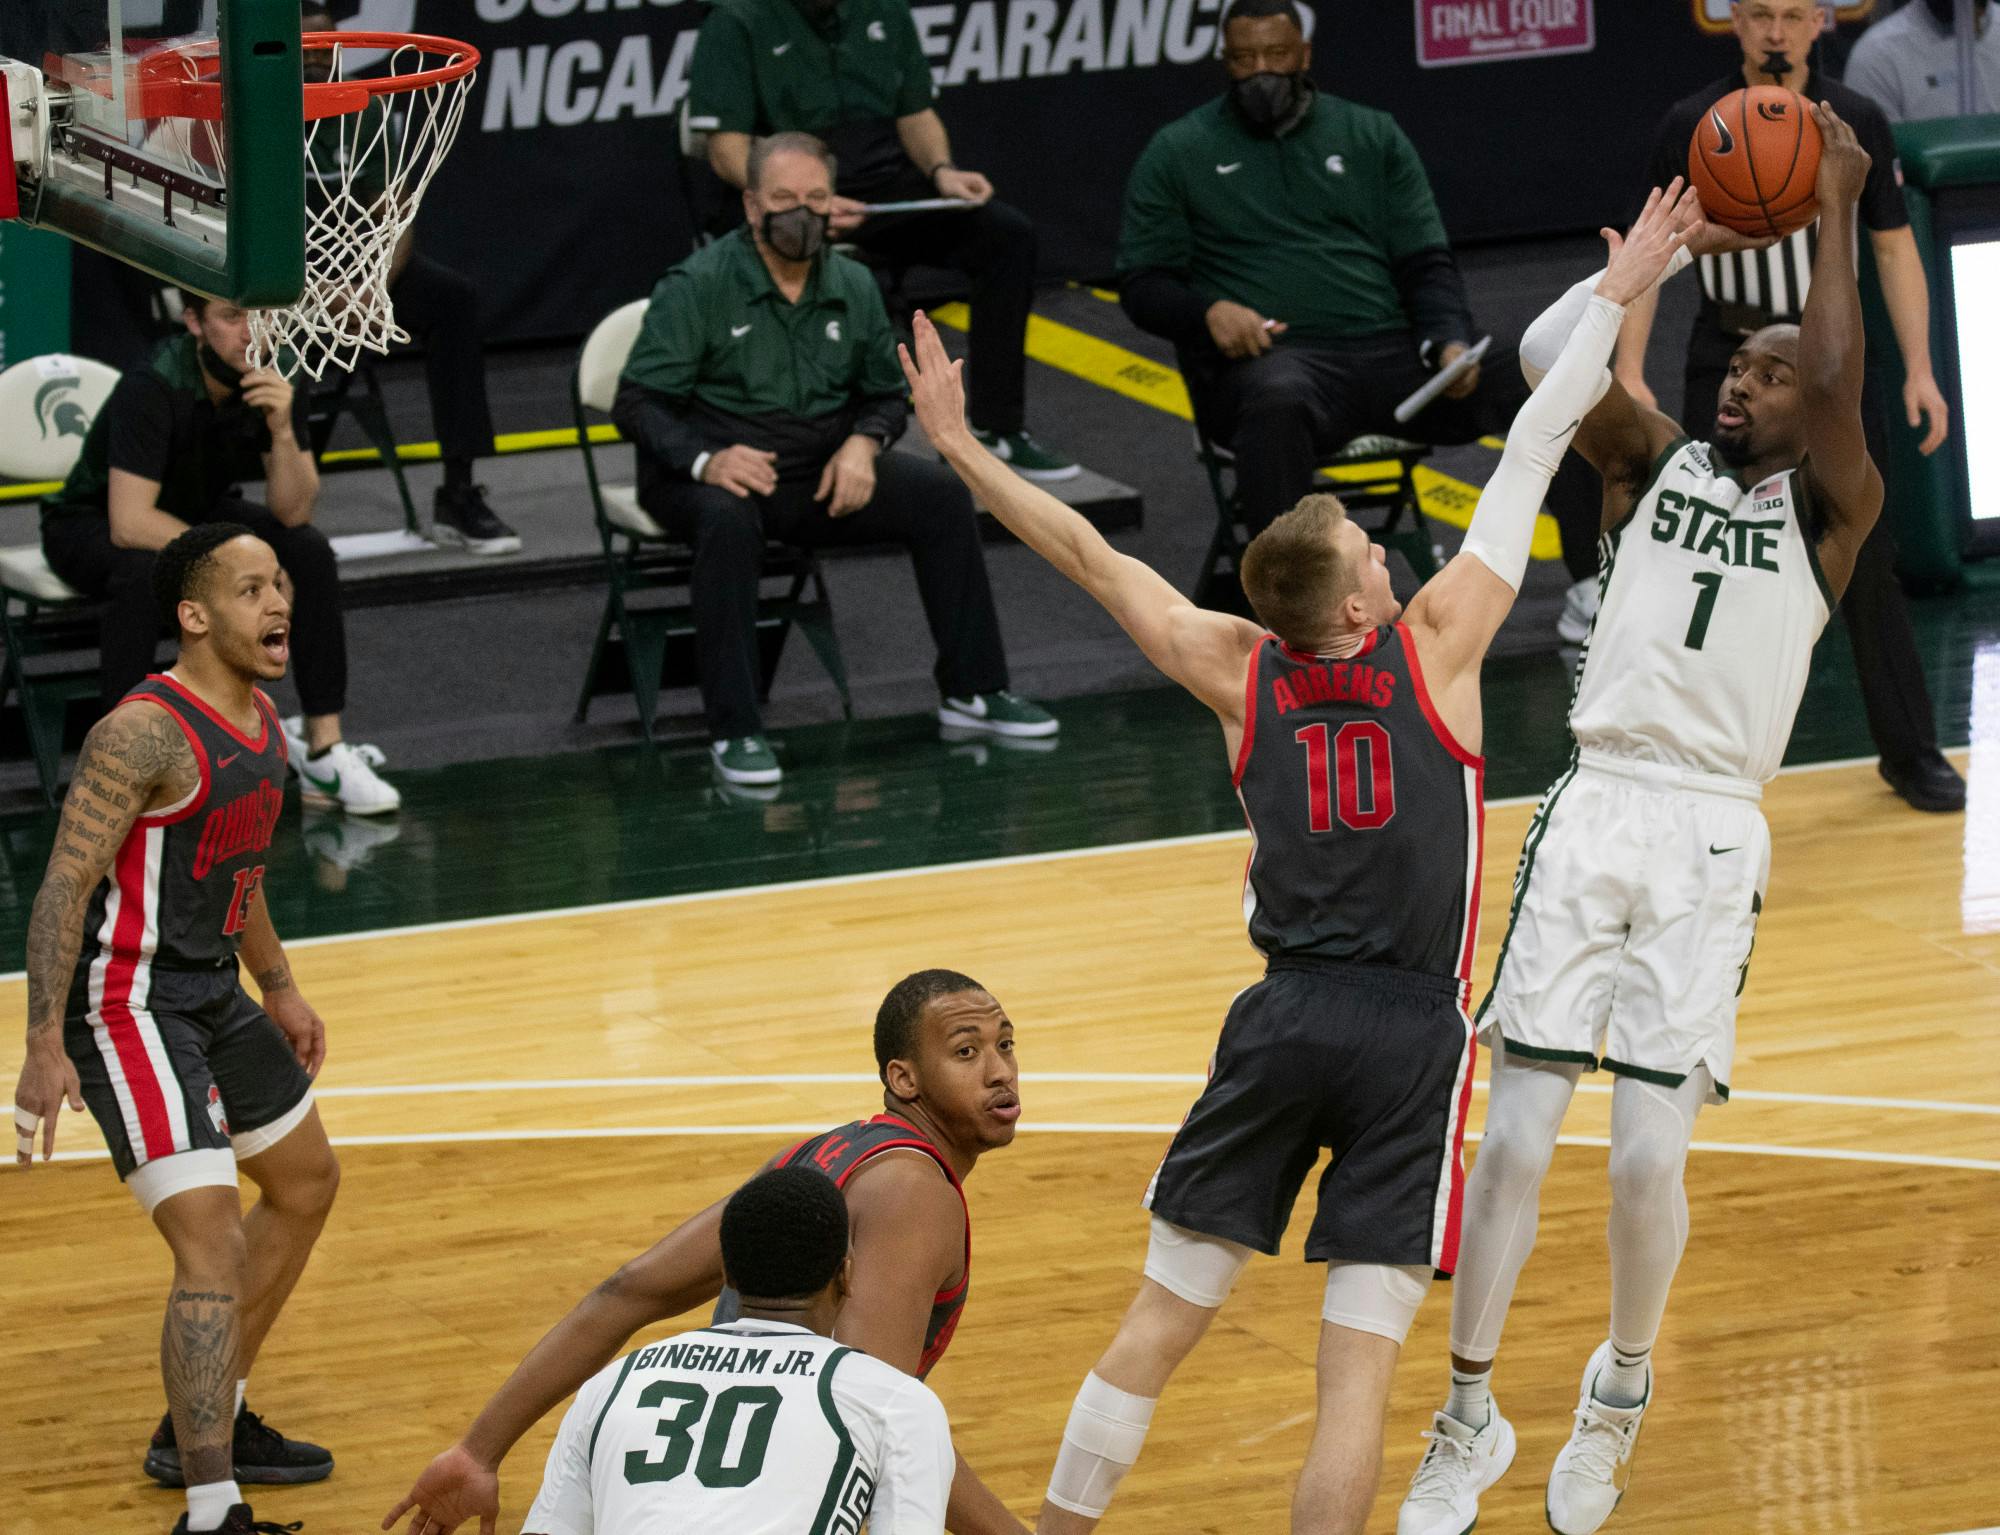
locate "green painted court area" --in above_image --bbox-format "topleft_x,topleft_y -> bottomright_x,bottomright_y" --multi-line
0,562 -> 1984,971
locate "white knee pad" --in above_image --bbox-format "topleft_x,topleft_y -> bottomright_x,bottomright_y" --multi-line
1141,1217 -> 1253,1309
1321,1261 -> 1432,1345
1046,1372 -> 1157,1518
129,1148 -> 237,1215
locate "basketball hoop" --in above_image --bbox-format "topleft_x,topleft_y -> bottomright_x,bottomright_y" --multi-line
144,31 -> 479,379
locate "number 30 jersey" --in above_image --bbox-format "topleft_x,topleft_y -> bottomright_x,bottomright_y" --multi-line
1569,439 -> 1834,784
1235,624 -> 1485,996
525,1320 -> 954,1535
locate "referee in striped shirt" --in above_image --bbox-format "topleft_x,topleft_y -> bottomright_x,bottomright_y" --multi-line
1614,0 -> 1964,813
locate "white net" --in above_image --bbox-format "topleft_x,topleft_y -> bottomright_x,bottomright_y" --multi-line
193,35 -> 477,380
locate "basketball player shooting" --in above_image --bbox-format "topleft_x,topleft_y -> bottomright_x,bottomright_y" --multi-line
901,187 -> 1700,1535
1395,106 -> 1880,1535
10,524 -> 342,1535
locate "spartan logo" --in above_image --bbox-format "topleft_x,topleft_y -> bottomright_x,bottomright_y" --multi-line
33,379 -> 90,444
1708,107 -> 1735,156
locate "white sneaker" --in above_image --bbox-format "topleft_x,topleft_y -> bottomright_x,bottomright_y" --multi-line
293,738 -> 401,816
1546,1342 -> 1649,1535
1556,577 -> 1600,645
1397,1407 -> 1517,1535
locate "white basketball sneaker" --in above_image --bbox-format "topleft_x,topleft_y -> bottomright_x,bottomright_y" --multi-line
1397,1406 -> 1517,1535
294,739 -> 401,816
1546,1342 -> 1650,1535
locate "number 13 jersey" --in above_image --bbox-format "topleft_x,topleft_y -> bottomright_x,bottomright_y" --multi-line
1569,438 -> 1834,784
1235,623 -> 1484,997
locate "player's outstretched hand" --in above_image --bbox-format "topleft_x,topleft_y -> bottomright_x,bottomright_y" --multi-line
1812,102 -> 1871,211
382,1443 -> 500,1535
1596,178 -> 1702,307
13,1044 -> 84,1165
899,310 -> 972,455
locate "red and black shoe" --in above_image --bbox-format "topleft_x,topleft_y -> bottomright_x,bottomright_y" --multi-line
145,1405 -> 334,1487
169,1504 -> 302,1533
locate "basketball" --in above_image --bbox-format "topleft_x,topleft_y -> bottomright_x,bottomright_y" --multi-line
1688,86 -> 1822,239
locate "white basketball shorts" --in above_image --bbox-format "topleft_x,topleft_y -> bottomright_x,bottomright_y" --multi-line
1476,748 -> 1769,1103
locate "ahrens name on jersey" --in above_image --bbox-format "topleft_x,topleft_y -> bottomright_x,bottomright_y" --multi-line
1267,657 -> 1396,715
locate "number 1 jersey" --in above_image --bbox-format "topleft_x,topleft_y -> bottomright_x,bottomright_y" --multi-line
526,1320 -> 954,1535
1235,624 -> 1484,996
1568,438 -> 1833,783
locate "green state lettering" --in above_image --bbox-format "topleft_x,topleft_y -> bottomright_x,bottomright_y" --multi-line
1651,489 -> 1686,543
1750,527 -> 1781,572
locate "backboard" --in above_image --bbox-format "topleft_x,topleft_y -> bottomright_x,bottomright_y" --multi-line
1,0 -> 304,305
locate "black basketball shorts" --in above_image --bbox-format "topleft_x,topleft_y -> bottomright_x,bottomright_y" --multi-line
66,962 -> 315,1181
1143,958 -> 1477,1274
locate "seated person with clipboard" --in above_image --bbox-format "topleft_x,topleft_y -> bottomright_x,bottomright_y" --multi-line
686,0 -> 1078,481
1118,0 -> 1601,565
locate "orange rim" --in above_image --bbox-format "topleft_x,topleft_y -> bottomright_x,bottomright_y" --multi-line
137,31 -> 480,123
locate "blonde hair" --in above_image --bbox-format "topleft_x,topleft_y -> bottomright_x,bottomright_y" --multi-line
1239,493 -> 1358,648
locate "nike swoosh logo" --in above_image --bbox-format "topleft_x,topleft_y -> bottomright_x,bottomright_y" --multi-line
1709,844 -> 1741,855
301,764 -> 342,794
731,324 -> 752,337
1547,418 -> 1580,441
772,40 -> 792,54
1216,162 -> 1242,174
1708,108 -> 1735,155
218,752 -> 240,768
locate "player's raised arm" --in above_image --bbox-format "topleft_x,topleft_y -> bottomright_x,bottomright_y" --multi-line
384,1199 -> 731,1535
12,702 -> 191,1165
1404,186 -> 1702,690
1797,102 -> 1886,598
901,314 -> 1261,725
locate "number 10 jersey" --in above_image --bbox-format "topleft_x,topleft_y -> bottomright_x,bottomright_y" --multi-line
1568,438 -> 1834,784
1234,623 -> 1484,997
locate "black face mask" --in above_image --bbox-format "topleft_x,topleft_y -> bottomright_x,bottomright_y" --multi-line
761,205 -> 830,263
1230,70 -> 1312,135
198,341 -> 245,394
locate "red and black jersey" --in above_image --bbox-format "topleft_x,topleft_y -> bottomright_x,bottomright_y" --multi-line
75,675 -> 288,999
778,1113 -> 971,1378
1234,625 -> 1485,1002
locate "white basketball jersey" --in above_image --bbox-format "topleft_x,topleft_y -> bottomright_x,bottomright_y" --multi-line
1568,439 -> 1833,783
524,1320 -> 954,1535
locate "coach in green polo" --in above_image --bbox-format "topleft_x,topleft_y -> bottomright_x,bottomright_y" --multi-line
1118,0 -> 1598,566
686,0 -> 1076,482
614,133 -> 1056,788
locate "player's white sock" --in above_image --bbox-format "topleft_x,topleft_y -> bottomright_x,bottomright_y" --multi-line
1046,1372 -> 1157,1519
235,1379 -> 246,1417
185,1479 -> 242,1531
1444,1367 -> 1493,1429
1597,1342 -> 1652,1408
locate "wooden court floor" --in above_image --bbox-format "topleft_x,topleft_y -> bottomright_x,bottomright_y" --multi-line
2,754 -> 1996,1535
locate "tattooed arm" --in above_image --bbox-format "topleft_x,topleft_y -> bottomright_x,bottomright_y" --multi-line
13,702 -> 196,1163
239,891 -> 326,1078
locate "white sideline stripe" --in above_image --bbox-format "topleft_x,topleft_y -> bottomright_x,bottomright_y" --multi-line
0,746 -> 1946,987
6,1125 -> 1996,1173
308,1072 -> 2000,1118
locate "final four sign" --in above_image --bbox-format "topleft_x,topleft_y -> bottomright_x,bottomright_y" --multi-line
1415,0 -> 1595,68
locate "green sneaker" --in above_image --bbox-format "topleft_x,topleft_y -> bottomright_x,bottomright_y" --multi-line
973,428 -> 1080,481
711,736 -> 781,786
937,692 -> 1059,739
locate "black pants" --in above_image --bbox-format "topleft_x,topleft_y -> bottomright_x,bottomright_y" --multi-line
648,453 -> 1009,740
1683,342 -> 1937,768
1186,331 -> 1600,572
387,249 -> 496,465
43,500 -> 348,716
843,177 -> 1036,437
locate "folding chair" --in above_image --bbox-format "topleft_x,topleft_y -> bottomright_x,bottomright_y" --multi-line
571,300 -> 851,745
305,362 -> 422,538
1191,424 -> 1442,611
0,353 -> 120,804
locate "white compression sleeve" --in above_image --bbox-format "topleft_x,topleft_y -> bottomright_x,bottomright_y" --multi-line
1459,293 -> 1627,592
1519,246 -> 1693,386
1046,1372 -> 1158,1518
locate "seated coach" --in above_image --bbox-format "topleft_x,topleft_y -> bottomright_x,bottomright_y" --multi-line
40,293 -> 400,815
1118,0 -> 1599,586
612,133 -> 1056,789
686,0 -> 1077,481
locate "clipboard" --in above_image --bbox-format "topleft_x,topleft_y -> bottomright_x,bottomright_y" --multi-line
857,198 -> 977,214
1394,336 -> 1492,423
